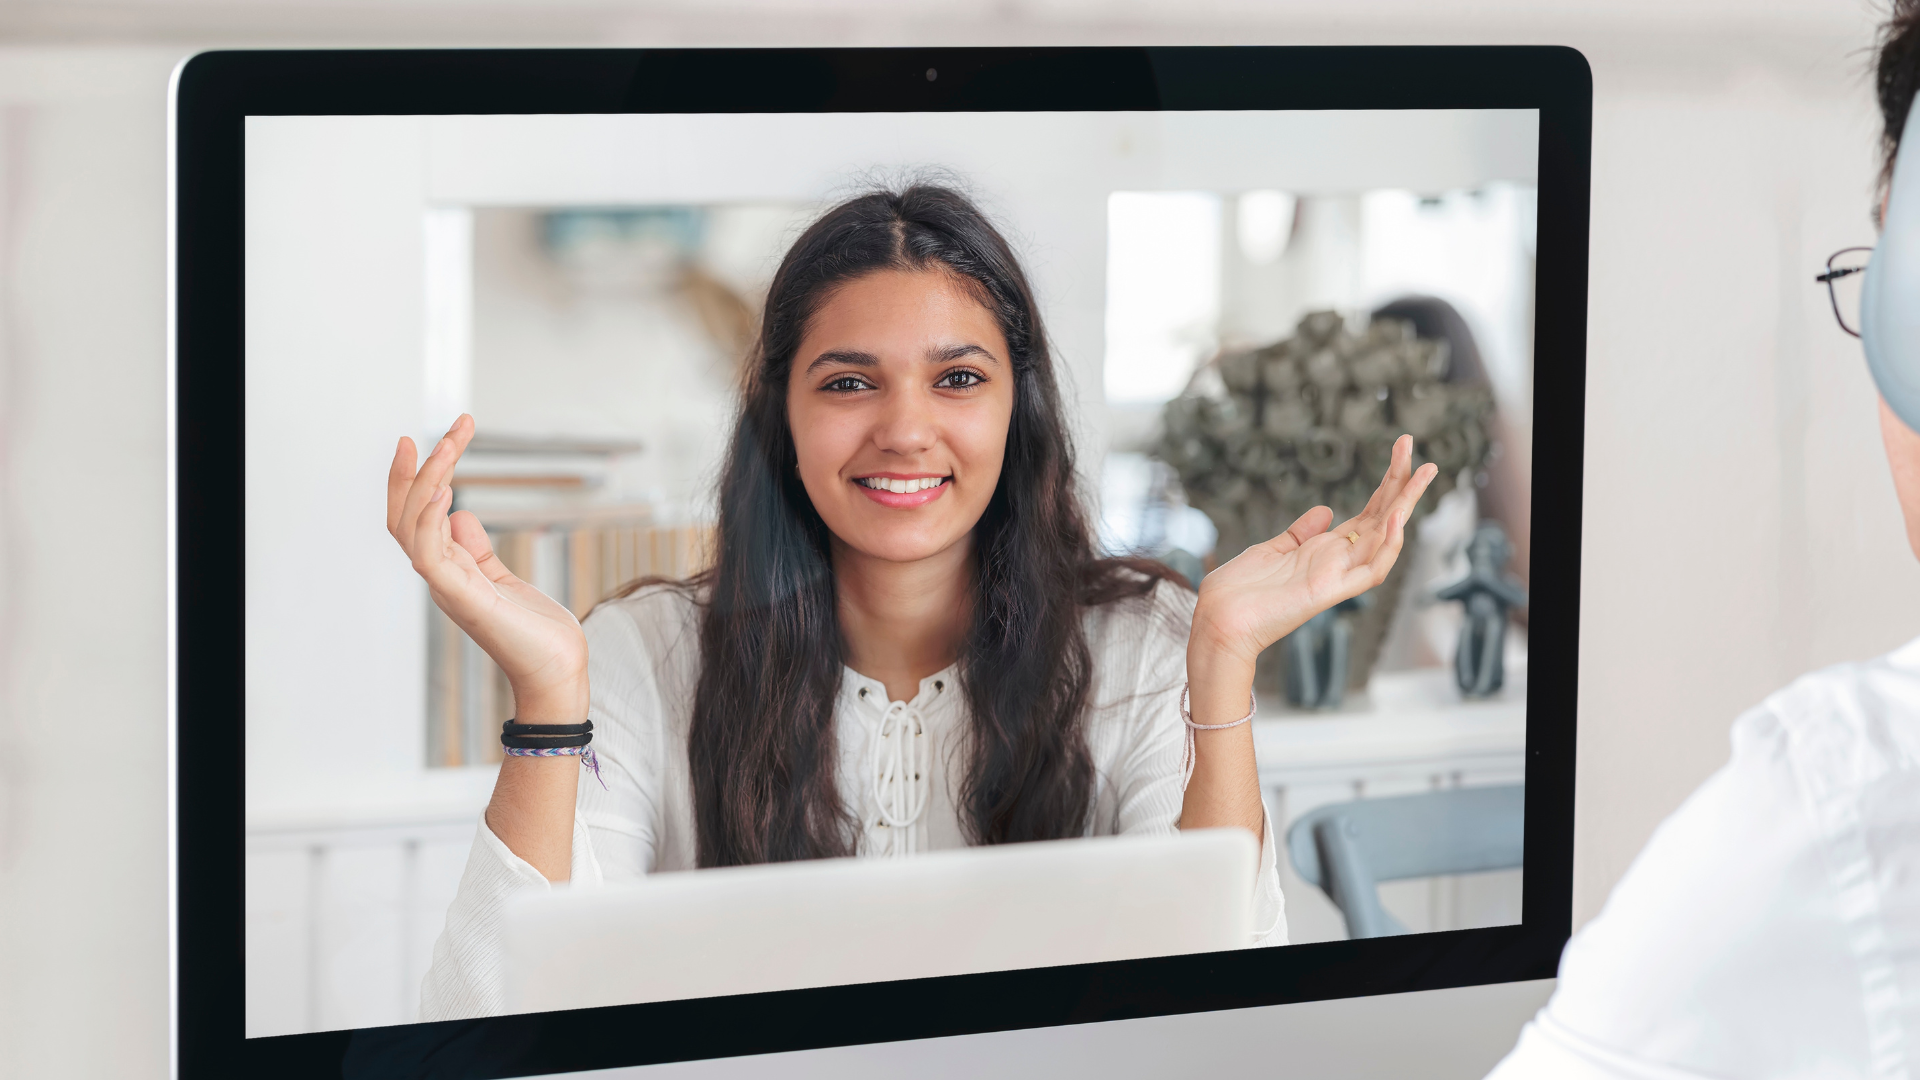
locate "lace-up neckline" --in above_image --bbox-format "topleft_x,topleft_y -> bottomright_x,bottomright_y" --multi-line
851,668 -> 952,858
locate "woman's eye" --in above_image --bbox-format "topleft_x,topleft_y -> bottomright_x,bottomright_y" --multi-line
824,375 -> 872,393
936,369 -> 985,389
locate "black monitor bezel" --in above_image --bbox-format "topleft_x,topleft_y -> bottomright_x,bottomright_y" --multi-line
175,45 -> 1590,1079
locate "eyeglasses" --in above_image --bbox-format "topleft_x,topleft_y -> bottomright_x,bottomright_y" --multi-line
1817,246 -> 1873,338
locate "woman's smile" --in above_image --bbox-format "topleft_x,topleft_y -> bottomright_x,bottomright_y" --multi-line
853,472 -> 952,507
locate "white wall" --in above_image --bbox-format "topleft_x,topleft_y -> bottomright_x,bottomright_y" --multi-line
1574,61 -> 1920,912
245,116 -> 445,820
0,46 -> 182,1080
0,1 -> 1912,1076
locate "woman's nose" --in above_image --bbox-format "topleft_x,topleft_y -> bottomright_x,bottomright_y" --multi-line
872,386 -> 936,455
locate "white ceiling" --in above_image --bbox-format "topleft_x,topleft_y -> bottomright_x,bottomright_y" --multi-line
0,0 -> 1881,55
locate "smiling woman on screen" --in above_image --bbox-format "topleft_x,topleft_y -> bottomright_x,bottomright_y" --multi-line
387,184 -> 1436,1020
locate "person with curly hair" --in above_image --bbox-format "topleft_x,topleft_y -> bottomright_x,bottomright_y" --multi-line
1486,6 -> 1920,1076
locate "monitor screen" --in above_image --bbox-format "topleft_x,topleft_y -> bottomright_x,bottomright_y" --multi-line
177,47 -> 1589,1077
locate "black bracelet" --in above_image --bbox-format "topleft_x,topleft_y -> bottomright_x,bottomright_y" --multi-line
501,719 -> 593,737
501,731 -> 593,750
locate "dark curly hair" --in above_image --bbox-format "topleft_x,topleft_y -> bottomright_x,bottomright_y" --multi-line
1878,0 -> 1920,197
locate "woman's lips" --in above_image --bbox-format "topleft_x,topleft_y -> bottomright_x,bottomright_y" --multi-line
853,476 -> 951,508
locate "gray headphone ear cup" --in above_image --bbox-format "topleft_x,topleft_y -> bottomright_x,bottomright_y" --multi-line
1865,106 -> 1920,435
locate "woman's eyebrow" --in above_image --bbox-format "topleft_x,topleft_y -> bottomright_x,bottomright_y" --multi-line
803,348 -> 879,375
929,342 -> 1001,366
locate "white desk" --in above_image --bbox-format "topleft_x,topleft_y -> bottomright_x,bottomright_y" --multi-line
1255,665 -> 1527,792
1254,665 -> 1528,943
245,774 -> 498,1038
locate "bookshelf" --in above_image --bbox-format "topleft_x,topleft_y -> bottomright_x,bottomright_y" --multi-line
424,431 -> 715,768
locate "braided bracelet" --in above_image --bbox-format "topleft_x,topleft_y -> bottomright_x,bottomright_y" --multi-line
1178,682 -> 1258,791
504,744 -> 590,757
1179,682 -> 1257,730
500,718 -> 606,788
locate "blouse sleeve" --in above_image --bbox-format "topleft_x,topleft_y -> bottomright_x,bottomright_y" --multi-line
417,597 -> 671,1022
417,816 -> 604,1021
1102,582 -> 1289,948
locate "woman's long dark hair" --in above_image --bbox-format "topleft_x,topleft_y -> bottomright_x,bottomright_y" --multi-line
673,183 -> 1177,867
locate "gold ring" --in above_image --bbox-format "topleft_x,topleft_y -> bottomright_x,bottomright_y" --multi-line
1346,532 -> 1360,545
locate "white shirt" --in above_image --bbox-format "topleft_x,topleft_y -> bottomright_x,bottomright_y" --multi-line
1489,636 -> 1920,1079
420,579 -> 1287,1021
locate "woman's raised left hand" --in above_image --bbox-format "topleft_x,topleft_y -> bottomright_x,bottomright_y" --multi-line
1189,434 -> 1439,670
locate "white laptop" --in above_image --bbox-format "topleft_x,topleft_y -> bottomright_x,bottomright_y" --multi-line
503,828 -> 1257,1013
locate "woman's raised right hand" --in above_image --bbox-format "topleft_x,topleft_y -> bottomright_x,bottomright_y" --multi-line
387,415 -> 589,718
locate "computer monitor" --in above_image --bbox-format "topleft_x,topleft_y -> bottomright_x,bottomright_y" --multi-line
174,46 -> 1590,1077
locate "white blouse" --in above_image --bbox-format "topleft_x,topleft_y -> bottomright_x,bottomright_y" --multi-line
420,578 -> 1288,1021
1488,635 -> 1920,1079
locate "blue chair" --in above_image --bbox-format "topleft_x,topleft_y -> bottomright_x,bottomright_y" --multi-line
1286,785 -> 1525,939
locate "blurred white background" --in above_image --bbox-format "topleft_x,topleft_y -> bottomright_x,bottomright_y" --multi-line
1,0 -> 1916,1077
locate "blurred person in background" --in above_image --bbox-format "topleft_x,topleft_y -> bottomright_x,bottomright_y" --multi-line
1487,4 -> 1920,1076
1372,295 -> 1530,598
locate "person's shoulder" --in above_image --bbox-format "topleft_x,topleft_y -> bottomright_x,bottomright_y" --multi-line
581,579 -> 707,652
1540,641 -> 1920,1065
1741,634 -> 1920,789
586,577 -> 703,620
1081,564 -> 1196,683
1082,564 -> 1195,633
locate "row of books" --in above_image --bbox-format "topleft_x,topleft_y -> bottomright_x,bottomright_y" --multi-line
427,518 -> 714,769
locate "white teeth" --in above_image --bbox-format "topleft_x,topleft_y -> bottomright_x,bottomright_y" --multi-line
857,476 -> 946,493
